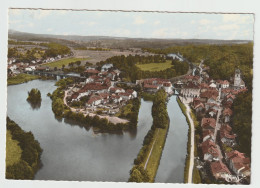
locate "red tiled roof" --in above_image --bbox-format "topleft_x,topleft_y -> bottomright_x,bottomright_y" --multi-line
201,140 -> 219,157
220,124 -> 236,140
201,118 -> 216,129
211,161 -> 231,176
87,95 -> 102,104
200,90 -> 219,99
80,83 -> 109,92
71,92 -> 79,99
226,150 -> 246,160
84,69 -> 100,74
144,84 -> 159,89
203,129 -> 214,138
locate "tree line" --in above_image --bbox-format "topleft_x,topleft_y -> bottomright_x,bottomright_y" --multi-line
6,117 -> 43,179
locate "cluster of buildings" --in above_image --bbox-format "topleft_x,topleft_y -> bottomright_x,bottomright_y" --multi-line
179,68 -> 250,183
66,64 -> 137,115
136,78 -> 173,94
7,54 -> 71,76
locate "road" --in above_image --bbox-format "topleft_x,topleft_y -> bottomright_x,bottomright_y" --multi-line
184,103 -> 195,183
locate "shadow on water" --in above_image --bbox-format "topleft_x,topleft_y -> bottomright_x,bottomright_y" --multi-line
27,100 -> 41,110
125,127 -> 137,139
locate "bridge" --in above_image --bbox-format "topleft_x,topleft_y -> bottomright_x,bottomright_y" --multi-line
25,70 -> 86,80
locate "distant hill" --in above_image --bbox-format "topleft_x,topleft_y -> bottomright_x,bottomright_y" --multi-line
8,30 -> 252,49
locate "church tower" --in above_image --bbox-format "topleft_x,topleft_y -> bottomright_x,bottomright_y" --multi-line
234,68 -> 241,87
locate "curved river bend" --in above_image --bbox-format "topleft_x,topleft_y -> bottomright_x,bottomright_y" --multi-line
7,80 -> 188,182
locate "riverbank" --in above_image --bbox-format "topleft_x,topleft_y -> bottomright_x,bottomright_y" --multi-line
177,97 -> 196,183
6,117 -> 43,179
7,73 -> 39,85
129,89 -> 169,182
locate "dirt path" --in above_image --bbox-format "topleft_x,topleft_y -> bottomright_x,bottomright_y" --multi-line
144,130 -> 159,170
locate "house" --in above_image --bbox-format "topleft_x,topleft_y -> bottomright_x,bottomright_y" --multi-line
109,87 -> 125,94
201,140 -> 220,161
216,80 -> 230,89
180,82 -> 200,98
226,94 -> 235,103
84,69 -> 100,76
119,92 -> 132,101
111,94 -> 122,103
203,129 -> 215,142
223,108 -> 233,123
126,89 -> 137,98
220,124 -> 236,145
210,161 -> 231,180
208,109 -> 218,118
81,83 -> 109,94
101,64 -> 113,72
201,118 -> 216,131
87,95 -> 102,106
144,84 -> 159,93
200,89 -> 218,103
209,82 -> 217,88
226,150 -> 251,177
194,102 -> 205,114
205,103 -> 220,111
163,82 -> 173,94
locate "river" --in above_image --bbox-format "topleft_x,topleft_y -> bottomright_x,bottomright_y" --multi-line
7,80 -> 153,182
7,80 -> 188,183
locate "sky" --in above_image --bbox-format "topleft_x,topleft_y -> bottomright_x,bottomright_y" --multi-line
8,9 -> 254,40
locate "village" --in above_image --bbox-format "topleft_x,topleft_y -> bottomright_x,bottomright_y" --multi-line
7,43 -> 251,184
177,66 -> 250,184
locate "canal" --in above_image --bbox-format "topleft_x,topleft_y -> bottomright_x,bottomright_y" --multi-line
155,95 -> 189,183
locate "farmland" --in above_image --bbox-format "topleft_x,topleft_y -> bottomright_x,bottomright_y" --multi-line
135,60 -> 173,72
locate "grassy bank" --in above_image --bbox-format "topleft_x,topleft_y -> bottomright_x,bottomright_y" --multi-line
44,57 -> 88,68
145,125 -> 169,181
136,60 -> 172,72
7,74 -> 39,85
177,97 -> 191,183
6,117 -> 43,179
6,131 -> 22,167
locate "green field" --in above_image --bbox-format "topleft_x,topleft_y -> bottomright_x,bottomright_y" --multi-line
145,127 -> 169,181
44,57 -> 88,68
6,131 -> 22,167
7,74 -> 39,85
136,60 -> 173,72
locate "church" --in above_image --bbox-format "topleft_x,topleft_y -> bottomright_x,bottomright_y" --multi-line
233,69 -> 246,89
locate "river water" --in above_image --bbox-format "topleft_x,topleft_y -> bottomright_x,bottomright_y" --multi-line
7,80 -> 188,183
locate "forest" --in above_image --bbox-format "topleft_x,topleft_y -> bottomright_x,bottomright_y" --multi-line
232,91 -> 252,157
6,117 -> 43,179
144,43 -> 253,90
